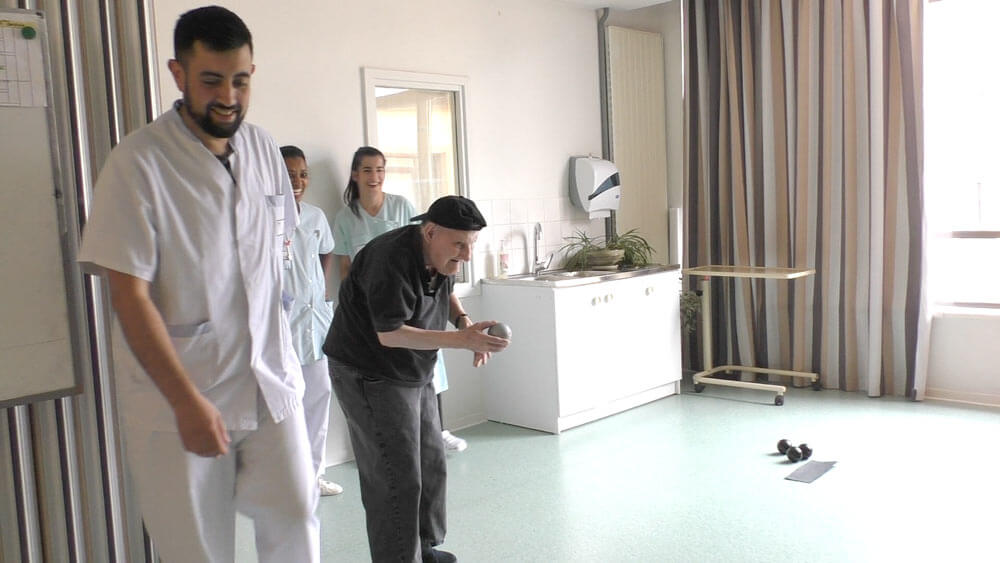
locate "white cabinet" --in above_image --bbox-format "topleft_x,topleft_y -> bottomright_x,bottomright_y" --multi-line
481,268 -> 682,433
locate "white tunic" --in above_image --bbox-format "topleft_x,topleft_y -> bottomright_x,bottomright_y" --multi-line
285,202 -> 335,365
332,192 -> 416,259
79,102 -> 303,431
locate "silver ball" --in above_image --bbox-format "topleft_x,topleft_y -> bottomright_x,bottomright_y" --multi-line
487,322 -> 512,339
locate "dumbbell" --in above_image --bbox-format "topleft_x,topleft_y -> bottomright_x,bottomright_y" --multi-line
776,439 -> 813,462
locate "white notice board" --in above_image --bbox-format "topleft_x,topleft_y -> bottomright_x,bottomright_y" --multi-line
0,9 -> 84,407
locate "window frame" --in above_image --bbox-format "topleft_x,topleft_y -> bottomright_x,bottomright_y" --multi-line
361,67 -> 477,297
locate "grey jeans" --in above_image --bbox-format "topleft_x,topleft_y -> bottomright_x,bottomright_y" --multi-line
329,359 -> 447,563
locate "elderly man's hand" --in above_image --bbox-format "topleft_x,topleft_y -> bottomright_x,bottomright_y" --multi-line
473,351 -> 491,367
461,321 -> 510,356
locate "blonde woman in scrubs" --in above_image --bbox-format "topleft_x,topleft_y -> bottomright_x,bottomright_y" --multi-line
332,146 -> 468,452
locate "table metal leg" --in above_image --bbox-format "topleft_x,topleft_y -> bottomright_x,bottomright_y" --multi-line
691,276 -> 818,405
700,277 -> 712,375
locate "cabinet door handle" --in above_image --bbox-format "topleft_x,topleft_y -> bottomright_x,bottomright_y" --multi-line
591,297 -> 600,306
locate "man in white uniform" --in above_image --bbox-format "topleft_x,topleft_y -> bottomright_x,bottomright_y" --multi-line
280,145 -> 343,496
78,6 -> 318,562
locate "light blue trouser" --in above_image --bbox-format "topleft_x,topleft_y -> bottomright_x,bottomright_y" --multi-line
431,352 -> 448,394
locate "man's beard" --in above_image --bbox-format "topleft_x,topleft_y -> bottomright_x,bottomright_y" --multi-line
182,92 -> 244,139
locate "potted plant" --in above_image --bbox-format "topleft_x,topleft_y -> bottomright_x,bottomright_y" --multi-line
679,289 -> 701,334
559,228 -> 655,270
608,229 -> 655,268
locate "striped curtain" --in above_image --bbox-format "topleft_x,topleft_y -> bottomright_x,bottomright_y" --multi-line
684,0 -> 928,397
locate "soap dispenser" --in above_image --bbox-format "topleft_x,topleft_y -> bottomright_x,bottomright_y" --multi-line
498,240 -> 509,278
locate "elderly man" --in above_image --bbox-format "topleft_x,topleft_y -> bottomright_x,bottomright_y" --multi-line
324,196 -> 509,563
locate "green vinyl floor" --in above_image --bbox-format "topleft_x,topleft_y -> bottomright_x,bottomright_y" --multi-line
236,381 -> 1000,562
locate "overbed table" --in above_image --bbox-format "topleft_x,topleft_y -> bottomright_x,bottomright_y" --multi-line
683,265 -> 819,405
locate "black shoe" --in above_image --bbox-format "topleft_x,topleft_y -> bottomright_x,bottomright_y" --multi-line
421,546 -> 457,563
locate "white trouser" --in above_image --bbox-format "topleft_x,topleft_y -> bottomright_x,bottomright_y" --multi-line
122,401 -> 319,563
302,357 -> 332,478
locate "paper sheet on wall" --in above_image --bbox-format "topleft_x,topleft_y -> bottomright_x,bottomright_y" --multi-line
0,15 -> 46,107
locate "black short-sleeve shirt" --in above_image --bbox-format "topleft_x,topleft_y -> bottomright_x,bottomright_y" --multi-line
323,224 -> 452,385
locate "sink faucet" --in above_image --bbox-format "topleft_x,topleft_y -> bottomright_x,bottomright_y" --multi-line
533,222 -> 553,274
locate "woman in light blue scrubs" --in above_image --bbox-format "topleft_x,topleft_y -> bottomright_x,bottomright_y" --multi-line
332,146 -> 468,452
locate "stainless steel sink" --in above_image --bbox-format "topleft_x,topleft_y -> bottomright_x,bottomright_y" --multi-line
490,271 -> 584,287
482,265 -> 679,287
536,270 -> 608,281
503,270 -> 605,282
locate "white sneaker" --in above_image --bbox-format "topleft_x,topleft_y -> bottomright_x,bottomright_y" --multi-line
318,477 -> 343,496
441,430 -> 468,452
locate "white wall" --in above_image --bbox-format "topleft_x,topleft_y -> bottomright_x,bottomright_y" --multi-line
150,0 -> 606,457
926,312 -> 1000,406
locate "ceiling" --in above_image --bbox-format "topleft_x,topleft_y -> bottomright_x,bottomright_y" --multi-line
557,0 -> 670,10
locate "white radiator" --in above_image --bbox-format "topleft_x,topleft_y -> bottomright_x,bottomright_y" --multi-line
607,26 -> 669,259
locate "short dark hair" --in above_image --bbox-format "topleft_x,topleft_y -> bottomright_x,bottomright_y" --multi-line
174,6 -> 253,64
280,145 -> 306,161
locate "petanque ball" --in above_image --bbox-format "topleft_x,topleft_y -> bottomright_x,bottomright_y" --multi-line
777,439 -> 792,455
487,322 -> 512,339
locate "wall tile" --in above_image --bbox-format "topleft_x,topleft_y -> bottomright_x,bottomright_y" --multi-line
493,224 -> 512,251
478,225 -> 494,250
560,197 -> 576,220
476,199 -> 495,226
508,224 -> 529,250
492,199 -> 511,225
509,198 -> 529,224
544,197 -> 562,222
507,248 -> 528,275
527,198 -> 545,223
543,221 -> 562,247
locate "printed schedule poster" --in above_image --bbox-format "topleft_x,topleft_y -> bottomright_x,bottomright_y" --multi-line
0,14 -> 46,107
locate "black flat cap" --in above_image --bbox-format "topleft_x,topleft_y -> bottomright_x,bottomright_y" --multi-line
411,195 -> 487,231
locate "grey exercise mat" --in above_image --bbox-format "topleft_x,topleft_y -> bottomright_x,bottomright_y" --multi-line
785,460 -> 836,483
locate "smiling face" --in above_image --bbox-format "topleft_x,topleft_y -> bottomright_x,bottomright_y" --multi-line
168,41 -> 254,152
350,154 -> 386,194
422,223 -> 478,276
284,156 -> 309,204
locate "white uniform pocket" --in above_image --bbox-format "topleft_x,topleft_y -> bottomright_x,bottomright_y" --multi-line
166,320 -> 220,389
266,193 -> 286,216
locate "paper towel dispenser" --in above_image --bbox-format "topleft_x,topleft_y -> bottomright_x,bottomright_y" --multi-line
569,156 -> 621,219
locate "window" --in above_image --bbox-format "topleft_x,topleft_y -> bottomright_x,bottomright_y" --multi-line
372,88 -> 458,211
925,0 -> 1000,307
362,68 -> 472,286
